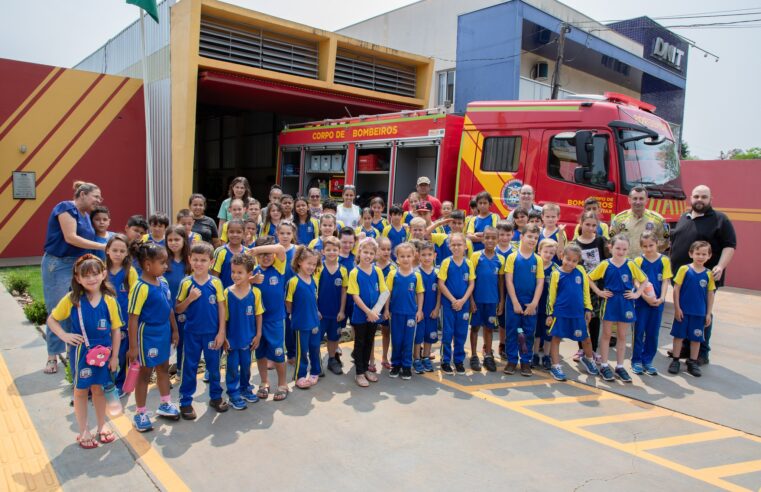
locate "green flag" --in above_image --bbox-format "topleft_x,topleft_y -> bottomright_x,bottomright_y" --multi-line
126,0 -> 159,23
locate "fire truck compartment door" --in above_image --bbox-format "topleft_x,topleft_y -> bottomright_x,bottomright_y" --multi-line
392,139 -> 440,205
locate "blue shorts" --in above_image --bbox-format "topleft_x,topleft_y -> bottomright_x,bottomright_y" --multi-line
415,317 -> 438,345
69,344 -> 112,390
255,318 -> 285,362
137,322 -> 171,368
321,317 -> 341,342
601,295 -> 636,323
471,303 -> 498,330
548,317 -> 589,342
670,315 -> 706,342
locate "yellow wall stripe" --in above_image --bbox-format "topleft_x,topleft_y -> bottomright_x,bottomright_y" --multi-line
0,67 -> 62,137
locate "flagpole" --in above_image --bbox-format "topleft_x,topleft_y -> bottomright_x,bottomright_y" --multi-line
139,9 -> 156,215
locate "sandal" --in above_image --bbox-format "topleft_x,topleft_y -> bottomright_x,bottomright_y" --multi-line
77,432 -> 99,449
273,386 -> 288,401
44,359 -> 58,374
256,385 -> 270,400
98,429 -> 116,444
209,398 -> 229,413
296,377 -> 311,389
368,362 -> 378,373
381,361 -> 392,370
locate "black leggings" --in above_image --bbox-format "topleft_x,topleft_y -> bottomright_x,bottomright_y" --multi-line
579,316 -> 601,353
352,323 -> 378,375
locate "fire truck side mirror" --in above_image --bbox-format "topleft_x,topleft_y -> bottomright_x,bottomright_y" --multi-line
573,130 -> 595,166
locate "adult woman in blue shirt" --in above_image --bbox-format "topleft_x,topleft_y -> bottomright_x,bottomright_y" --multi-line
41,181 -> 105,374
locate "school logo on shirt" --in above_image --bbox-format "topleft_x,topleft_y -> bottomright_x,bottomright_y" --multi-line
575,276 -> 582,285
177,314 -> 186,323
432,284 -> 437,292
574,329 -> 583,338
408,282 -> 415,291
334,278 -> 343,287
98,318 -> 108,330
209,294 -> 217,304
621,274 -> 630,283
79,367 -> 92,379
430,332 -> 437,340
494,267 -> 499,275
246,306 -> 254,316
208,341 -> 216,350
166,290 -> 172,301
307,226 -> 313,233
462,272 -> 469,281
406,318 -> 416,328
699,279 -> 708,288
375,284 -> 379,292
625,311 -> 634,320
694,329 -> 703,337
148,348 -> 159,358
120,285 -> 128,293
311,326 -> 319,334
488,316 -> 497,325
657,273 -> 663,281
462,312 -> 470,320
275,347 -> 283,357
531,265 -> 537,273
269,277 -> 279,286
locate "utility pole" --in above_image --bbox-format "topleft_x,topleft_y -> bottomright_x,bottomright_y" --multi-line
550,23 -> 571,100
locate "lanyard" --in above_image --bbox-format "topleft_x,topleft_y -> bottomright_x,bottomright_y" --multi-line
76,304 -> 91,349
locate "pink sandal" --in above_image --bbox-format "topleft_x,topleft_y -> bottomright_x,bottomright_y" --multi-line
308,375 -> 319,385
296,377 -> 311,389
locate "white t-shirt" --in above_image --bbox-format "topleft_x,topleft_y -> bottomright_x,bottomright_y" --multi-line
336,204 -> 361,229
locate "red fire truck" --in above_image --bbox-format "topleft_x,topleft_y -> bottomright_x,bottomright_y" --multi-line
276,93 -> 687,224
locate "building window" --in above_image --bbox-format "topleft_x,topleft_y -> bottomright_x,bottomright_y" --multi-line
482,137 -> 521,172
437,69 -> 455,108
547,133 -> 609,187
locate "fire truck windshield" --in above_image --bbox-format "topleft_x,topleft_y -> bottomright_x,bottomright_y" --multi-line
620,131 -> 681,191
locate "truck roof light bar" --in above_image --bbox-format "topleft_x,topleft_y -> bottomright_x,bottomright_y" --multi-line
604,92 -> 656,113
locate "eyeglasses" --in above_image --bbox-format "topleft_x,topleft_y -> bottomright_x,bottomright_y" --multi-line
310,195 -> 320,199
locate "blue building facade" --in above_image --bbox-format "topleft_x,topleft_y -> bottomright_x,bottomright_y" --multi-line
455,2 -> 688,134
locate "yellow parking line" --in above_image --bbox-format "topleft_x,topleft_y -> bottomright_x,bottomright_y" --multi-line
699,460 -> 761,479
562,409 -> 670,427
0,354 -> 60,492
624,429 -> 740,452
466,378 -> 557,391
511,393 -> 616,406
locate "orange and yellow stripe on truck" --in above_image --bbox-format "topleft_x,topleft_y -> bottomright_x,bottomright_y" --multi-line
647,198 -> 688,221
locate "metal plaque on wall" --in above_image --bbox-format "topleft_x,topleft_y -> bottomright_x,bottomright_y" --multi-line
12,171 -> 36,199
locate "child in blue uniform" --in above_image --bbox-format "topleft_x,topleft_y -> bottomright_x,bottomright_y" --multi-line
495,220 -> 514,359
176,242 -> 227,418
384,242 -> 424,380
429,210 -> 474,265
249,237 -> 289,402
347,238 -> 389,387
259,202 -> 283,238
220,199 -> 246,243
538,203 -> 566,265
510,209 -> 528,248
466,191 -> 499,252
127,242 -> 181,430
224,254 -> 263,410
373,237 -> 395,371
319,236 -> 348,375
286,247 -> 322,389
383,206 -> 409,260
105,234 -> 138,393
294,196 -> 319,245
589,235 -> 647,383
164,225 -> 191,376
357,207 -> 379,239
176,209 -> 203,244
277,222 -> 298,364
503,225 -> 544,377
369,197 -> 388,234
47,255 -> 122,449
545,245 -> 599,381
669,241 -> 715,378
469,227 -> 504,372
211,219 -> 248,288
309,213 -> 338,253
142,212 -> 169,246
633,231 -> 673,376
533,239 -> 557,371
438,232 -> 476,375
414,242 -> 440,373
91,206 -> 112,260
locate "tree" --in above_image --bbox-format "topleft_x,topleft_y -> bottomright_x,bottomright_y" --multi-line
731,147 -> 761,160
679,141 -> 696,160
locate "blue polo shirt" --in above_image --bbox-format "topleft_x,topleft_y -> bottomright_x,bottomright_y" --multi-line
43,201 -> 96,257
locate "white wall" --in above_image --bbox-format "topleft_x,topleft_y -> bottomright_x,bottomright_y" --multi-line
520,54 -> 640,98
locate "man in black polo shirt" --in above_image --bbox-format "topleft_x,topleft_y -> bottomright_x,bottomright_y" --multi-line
670,185 -> 737,364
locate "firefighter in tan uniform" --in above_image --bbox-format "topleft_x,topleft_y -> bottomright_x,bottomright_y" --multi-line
610,186 -> 669,258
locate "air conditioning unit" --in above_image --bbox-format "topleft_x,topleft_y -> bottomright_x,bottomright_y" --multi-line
531,62 -> 549,82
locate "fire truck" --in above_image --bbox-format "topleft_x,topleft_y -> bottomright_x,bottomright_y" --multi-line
276,93 -> 687,224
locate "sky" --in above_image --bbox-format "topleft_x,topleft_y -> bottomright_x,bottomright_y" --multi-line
1,0 -> 759,158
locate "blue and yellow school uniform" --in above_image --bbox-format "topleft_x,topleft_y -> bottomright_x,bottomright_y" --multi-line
573,222 -> 609,240
212,245 -> 248,288
162,258 -> 188,372
382,224 -> 409,260
286,275 -> 321,378
128,278 -> 173,368
176,275 -> 226,407
318,262 -> 348,342
438,256 -> 476,365
188,230 -> 202,243
386,269 -> 424,368
377,262 -> 395,328
338,252 -> 356,327
633,254 -> 673,365
371,218 -> 388,234
536,262 -> 556,342
109,266 -> 138,389
671,265 -> 715,342
141,233 -> 166,247
308,236 -> 329,254
92,232 -> 113,260
495,245 -> 512,329
258,221 -> 278,238
51,294 -> 122,389
297,217 -> 320,245
469,251 -> 504,331
356,226 -> 378,239
539,227 -> 567,265
588,259 -> 647,323
546,265 -> 593,341
346,266 -> 388,325
283,244 -> 297,361
430,233 -> 474,265
502,251 -> 545,364
466,213 -> 499,252
416,265 -> 440,345
403,211 -> 414,225
253,256 -> 287,362
224,286 -> 264,399
511,229 -> 522,250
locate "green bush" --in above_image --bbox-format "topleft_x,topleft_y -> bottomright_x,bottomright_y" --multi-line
23,299 -> 48,326
64,358 -> 73,385
5,273 -> 30,296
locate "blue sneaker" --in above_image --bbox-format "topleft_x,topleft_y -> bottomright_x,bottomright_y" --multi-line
615,366 -> 633,383
631,362 -> 644,375
230,398 -> 248,411
133,412 -> 153,432
580,357 -> 599,375
412,359 -> 425,374
422,357 -> 434,372
241,390 -> 259,403
203,370 -> 210,383
644,363 -> 659,376
599,365 -> 615,382
157,402 -> 180,419
550,366 -> 566,381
